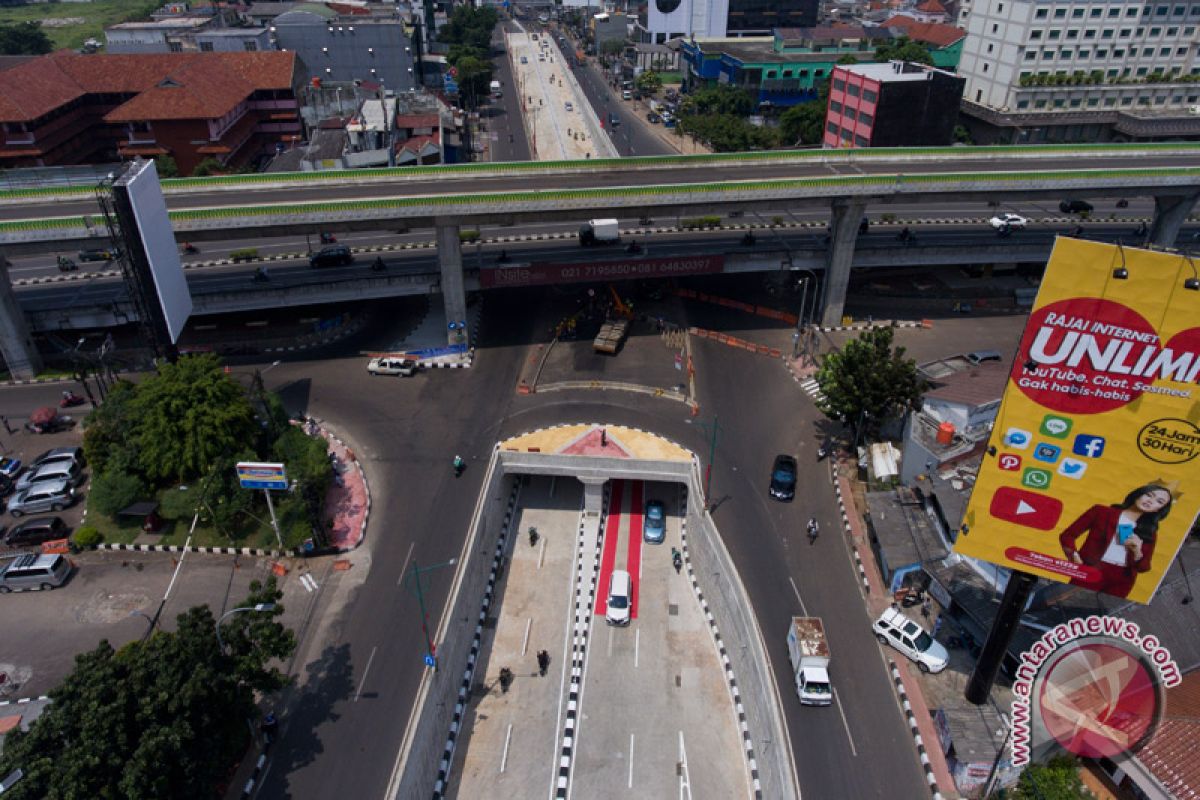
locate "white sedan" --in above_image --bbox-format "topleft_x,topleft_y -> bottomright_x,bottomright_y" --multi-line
367,357 -> 418,377
989,213 -> 1028,230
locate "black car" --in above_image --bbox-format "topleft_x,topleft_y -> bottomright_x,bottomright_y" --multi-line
3,516 -> 69,548
609,113 -> 620,128
1059,199 -> 1094,214
646,112 -> 661,124
769,454 -> 797,501
309,245 -> 353,268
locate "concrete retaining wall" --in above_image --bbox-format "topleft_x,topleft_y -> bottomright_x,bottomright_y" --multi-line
684,462 -> 799,799
389,452 -> 515,799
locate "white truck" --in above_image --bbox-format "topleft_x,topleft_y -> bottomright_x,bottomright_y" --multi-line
490,80 -> 502,99
578,218 -> 620,246
787,617 -> 832,706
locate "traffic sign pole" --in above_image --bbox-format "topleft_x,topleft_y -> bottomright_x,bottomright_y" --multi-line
264,488 -> 284,550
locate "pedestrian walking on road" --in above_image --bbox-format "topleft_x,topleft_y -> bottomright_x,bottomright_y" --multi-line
921,596 -> 932,619
807,517 -> 820,545
932,616 -> 944,639
537,650 -> 550,676
499,667 -> 514,693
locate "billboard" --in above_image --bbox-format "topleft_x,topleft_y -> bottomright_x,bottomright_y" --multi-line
955,238 -> 1200,604
236,462 -> 289,491
116,159 -> 193,344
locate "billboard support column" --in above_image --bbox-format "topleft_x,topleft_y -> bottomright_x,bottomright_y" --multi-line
964,570 -> 1038,704
821,199 -> 864,327
435,220 -> 469,352
0,255 -> 42,379
1148,192 -> 1198,248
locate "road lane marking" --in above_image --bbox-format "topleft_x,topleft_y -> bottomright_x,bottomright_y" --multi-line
788,577 -> 809,616
397,541 -> 415,585
678,730 -> 692,799
833,689 -> 859,757
522,617 -> 532,656
354,645 -> 377,702
501,723 -> 513,773
628,733 -> 635,788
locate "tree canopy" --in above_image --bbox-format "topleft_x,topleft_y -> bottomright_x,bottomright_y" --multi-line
0,22 -> 51,56
874,36 -> 935,66
0,579 -> 295,800
130,354 -> 260,483
1001,756 -> 1091,800
814,326 -> 925,440
679,85 -> 756,117
439,5 -> 497,108
635,70 -> 663,95
778,100 -> 826,146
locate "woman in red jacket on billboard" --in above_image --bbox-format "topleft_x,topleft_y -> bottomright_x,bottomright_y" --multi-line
1059,484 -> 1174,598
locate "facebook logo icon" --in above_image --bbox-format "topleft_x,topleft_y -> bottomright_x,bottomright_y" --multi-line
1073,434 -> 1106,458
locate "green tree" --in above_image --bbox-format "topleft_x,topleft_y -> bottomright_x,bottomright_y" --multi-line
600,39 -> 624,62
154,155 -> 179,179
779,100 -> 826,146
191,157 -> 225,177
680,84 -> 755,116
130,354 -> 259,482
0,583 -> 295,800
82,379 -> 139,475
1002,756 -> 1090,800
88,467 -> 148,516
837,53 -> 860,65
453,54 -> 494,108
874,36 -> 935,65
272,425 -> 333,535
814,326 -> 925,441
0,22 -> 52,55
635,70 -> 663,95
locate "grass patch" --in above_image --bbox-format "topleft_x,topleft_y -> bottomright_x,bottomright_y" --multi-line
1,0 -> 160,51
83,487 -> 298,550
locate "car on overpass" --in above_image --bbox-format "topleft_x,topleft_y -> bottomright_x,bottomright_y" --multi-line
309,245 -> 353,268
77,247 -> 118,262
989,213 -> 1028,230
1059,199 -> 1094,214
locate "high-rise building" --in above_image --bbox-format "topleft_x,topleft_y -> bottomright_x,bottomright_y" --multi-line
958,0 -> 1200,143
639,0 -> 818,42
824,61 -> 965,147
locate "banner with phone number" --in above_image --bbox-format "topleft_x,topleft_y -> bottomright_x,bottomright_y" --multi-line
955,237 -> 1200,604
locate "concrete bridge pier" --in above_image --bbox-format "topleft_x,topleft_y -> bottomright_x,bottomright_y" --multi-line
579,475 -> 606,517
435,220 -> 470,353
1149,193 -> 1198,248
821,199 -> 866,327
0,256 -> 41,380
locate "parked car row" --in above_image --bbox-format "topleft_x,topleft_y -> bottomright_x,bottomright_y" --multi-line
4,447 -> 86,519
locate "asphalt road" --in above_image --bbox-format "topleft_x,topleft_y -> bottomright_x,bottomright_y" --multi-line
482,23 -> 533,164
174,283 -> 931,799
15,220 -> 1191,315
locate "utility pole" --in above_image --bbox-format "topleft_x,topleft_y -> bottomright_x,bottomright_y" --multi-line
406,558 -> 458,670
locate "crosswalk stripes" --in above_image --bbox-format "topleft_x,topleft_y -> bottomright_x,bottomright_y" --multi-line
799,377 -> 824,403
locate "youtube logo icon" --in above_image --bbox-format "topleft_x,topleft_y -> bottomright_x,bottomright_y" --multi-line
989,487 -> 1063,531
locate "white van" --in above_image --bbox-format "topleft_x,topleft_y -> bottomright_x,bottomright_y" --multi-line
0,553 -> 72,592
606,569 -> 631,626
490,80 -> 502,99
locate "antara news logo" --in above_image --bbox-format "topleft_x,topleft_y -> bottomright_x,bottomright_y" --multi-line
1010,615 -> 1180,767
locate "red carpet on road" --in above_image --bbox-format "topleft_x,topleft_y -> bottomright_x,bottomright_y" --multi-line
596,479 -> 624,618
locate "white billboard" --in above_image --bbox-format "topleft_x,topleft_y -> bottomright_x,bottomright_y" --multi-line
121,160 -> 192,344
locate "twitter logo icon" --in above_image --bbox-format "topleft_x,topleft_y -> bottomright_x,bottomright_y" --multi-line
1057,458 -> 1087,479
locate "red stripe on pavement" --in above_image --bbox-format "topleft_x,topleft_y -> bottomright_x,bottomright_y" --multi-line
626,481 -> 644,619
595,479 -> 624,617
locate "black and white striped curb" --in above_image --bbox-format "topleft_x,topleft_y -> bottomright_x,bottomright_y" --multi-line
94,542 -> 283,557
830,460 -> 870,595
553,482 -> 608,799
683,484 -> 763,799
432,479 -> 522,799
0,695 -> 50,708
814,319 -> 925,333
890,660 -> 944,800
314,419 -> 370,552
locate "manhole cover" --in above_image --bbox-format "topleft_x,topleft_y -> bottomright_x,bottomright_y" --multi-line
74,590 -> 153,624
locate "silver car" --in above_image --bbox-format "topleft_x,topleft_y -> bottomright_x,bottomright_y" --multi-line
7,478 -> 75,517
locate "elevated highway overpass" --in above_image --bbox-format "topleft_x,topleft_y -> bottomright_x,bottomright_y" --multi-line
1,144 -> 1198,375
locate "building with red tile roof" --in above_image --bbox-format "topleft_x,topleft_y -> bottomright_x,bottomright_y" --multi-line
879,17 -> 966,49
0,50 -> 304,174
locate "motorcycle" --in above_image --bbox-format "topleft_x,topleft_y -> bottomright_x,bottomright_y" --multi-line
897,228 -> 916,245
319,232 -> 337,244
671,547 -> 682,574
181,243 -> 199,255
624,241 -> 642,255
252,267 -> 270,283
638,216 -> 653,226
816,445 -> 828,461
741,232 -> 756,246
60,392 -> 86,408
498,250 -> 511,263
453,455 -> 465,477
1116,198 -> 1129,208
371,257 -> 386,272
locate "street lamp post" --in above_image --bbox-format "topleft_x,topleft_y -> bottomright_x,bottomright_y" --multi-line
215,603 -> 277,654
405,558 -> 458,670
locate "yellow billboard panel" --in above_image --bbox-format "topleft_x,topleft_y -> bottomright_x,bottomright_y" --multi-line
955,238 -> 1200,604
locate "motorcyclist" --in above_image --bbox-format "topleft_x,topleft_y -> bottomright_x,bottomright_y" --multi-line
806,517 -> 820,543
254,266 -> 269,282
453,454 -> 465,474
372,256 -> 386,271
